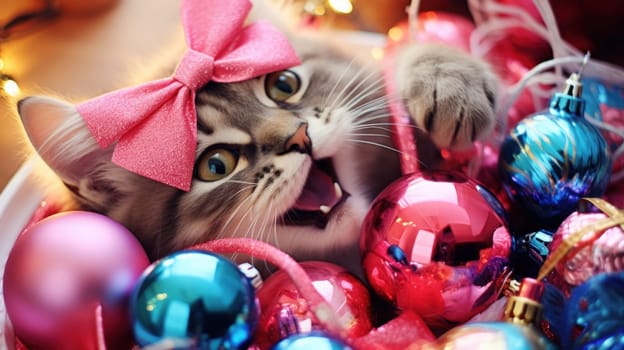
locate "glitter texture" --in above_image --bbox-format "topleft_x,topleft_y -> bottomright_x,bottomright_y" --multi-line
76,0 -> 300,191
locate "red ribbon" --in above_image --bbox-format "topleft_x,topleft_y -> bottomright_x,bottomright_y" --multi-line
77,0 -> 300,191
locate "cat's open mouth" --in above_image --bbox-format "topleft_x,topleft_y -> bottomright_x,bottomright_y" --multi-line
282,158 -> 349,228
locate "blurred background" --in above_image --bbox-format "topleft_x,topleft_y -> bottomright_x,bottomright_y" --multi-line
1,0 -> 623,192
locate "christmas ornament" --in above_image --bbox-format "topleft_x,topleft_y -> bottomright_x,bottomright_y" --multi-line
386,11 -> 475,53
351,311 -> 434,350
510,229 -> 553,278
3,211 -> 149,350
269,332 -> 352,350
582,77 -> 624,173
538,198 -> 624,295
434,322 -> 555,350
483,41 -> 543,131
503,278 -> 544,328
192,238 -> 348,337
253,261 -> 372,349
433,278 -> 556,349
130,250 -> 258,349
562,272 -> 624,349
360,170 -> 511,332
471,0 -> 549,59
498,69 -> 613,226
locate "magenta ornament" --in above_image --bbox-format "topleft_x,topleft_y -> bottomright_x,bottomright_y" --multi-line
253,261 -> 372,349
360,171 -> 511,332
3,211 -> 150,350
545,209 -> 624,295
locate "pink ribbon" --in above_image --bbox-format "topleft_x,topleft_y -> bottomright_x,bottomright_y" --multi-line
77,0 -> 300,191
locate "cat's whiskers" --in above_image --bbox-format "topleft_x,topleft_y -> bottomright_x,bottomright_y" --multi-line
341,75 -> 387,113
227,179 -> 259,185
348,94 -> 389,116
257,200 -> 280,273
321,56 -> 360,110
352,121 -> 419,131
345,138 -> 402,154
324,60 -> 378,113
350,132 -> 393,139
217,185 -> 257,240
328,67 -> 382,114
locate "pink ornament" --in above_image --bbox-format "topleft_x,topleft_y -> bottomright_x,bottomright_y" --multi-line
253,261 -> 372,349
483,41 -> 544,130
360,171 -> 511,333
473,0 -> 549,58
386,12 -> 475,53
546,210 -> 624,295
3,211 -> 150,350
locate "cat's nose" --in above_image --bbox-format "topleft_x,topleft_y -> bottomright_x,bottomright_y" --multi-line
285,123 -> 312,154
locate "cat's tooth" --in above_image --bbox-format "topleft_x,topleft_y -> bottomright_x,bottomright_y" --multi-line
320,205 -> 331,214
334,182 -> 343,198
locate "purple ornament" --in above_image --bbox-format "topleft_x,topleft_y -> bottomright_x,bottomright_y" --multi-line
3,211 -> 150,350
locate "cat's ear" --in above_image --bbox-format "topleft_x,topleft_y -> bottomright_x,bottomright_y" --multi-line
18,96 -> 105,185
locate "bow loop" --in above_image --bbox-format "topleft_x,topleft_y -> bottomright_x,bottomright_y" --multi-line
174,49 -> 215,90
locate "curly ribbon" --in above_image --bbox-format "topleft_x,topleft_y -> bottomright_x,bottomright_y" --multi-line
76,0 -> 300,191
190,238 -> 349,339
537,198 -> 624,281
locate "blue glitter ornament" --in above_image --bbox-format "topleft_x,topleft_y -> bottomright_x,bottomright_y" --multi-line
270,332 -> 352,350
130,250 -> 258,349
499,71 -> 612,224
562,272 -> 624,349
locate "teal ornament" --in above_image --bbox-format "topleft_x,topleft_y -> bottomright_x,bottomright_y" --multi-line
270,332 -> 352,350
130,250 -> 258,349
498,72 -> 612,225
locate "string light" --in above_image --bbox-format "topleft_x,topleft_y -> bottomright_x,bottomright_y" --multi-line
0,1 -> 57,98
302,0 -> 353,18
327,0 -> 353,14
1,73 -> 20,97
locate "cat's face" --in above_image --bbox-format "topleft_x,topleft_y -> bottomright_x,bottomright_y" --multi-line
18,36 -> 401,275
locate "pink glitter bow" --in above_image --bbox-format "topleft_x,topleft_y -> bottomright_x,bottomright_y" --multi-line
77,0 -> 300,191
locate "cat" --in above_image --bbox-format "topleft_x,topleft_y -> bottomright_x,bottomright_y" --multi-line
16,3 -> 498,278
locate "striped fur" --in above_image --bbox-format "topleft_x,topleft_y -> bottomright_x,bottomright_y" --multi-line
18,10 -> 498,277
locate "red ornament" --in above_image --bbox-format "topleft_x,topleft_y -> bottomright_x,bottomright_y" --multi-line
252,261 -> 373,349
3,211 -> 150,350
352,311 -> 435,350
483,41 -> 544,129
473,0 -> 550,59
360,171 -> 511,333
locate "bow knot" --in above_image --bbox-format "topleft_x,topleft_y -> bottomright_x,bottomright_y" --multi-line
76,0 -> 300,191
174,49 -> 215,91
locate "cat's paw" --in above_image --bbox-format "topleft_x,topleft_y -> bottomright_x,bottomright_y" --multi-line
395,44 -> 498,150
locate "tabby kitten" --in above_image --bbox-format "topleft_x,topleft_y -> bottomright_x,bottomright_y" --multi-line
18,14 -> 497,277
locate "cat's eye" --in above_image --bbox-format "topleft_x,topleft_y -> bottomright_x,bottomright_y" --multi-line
265,70 -> 301,103
195,147 -> 240,182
